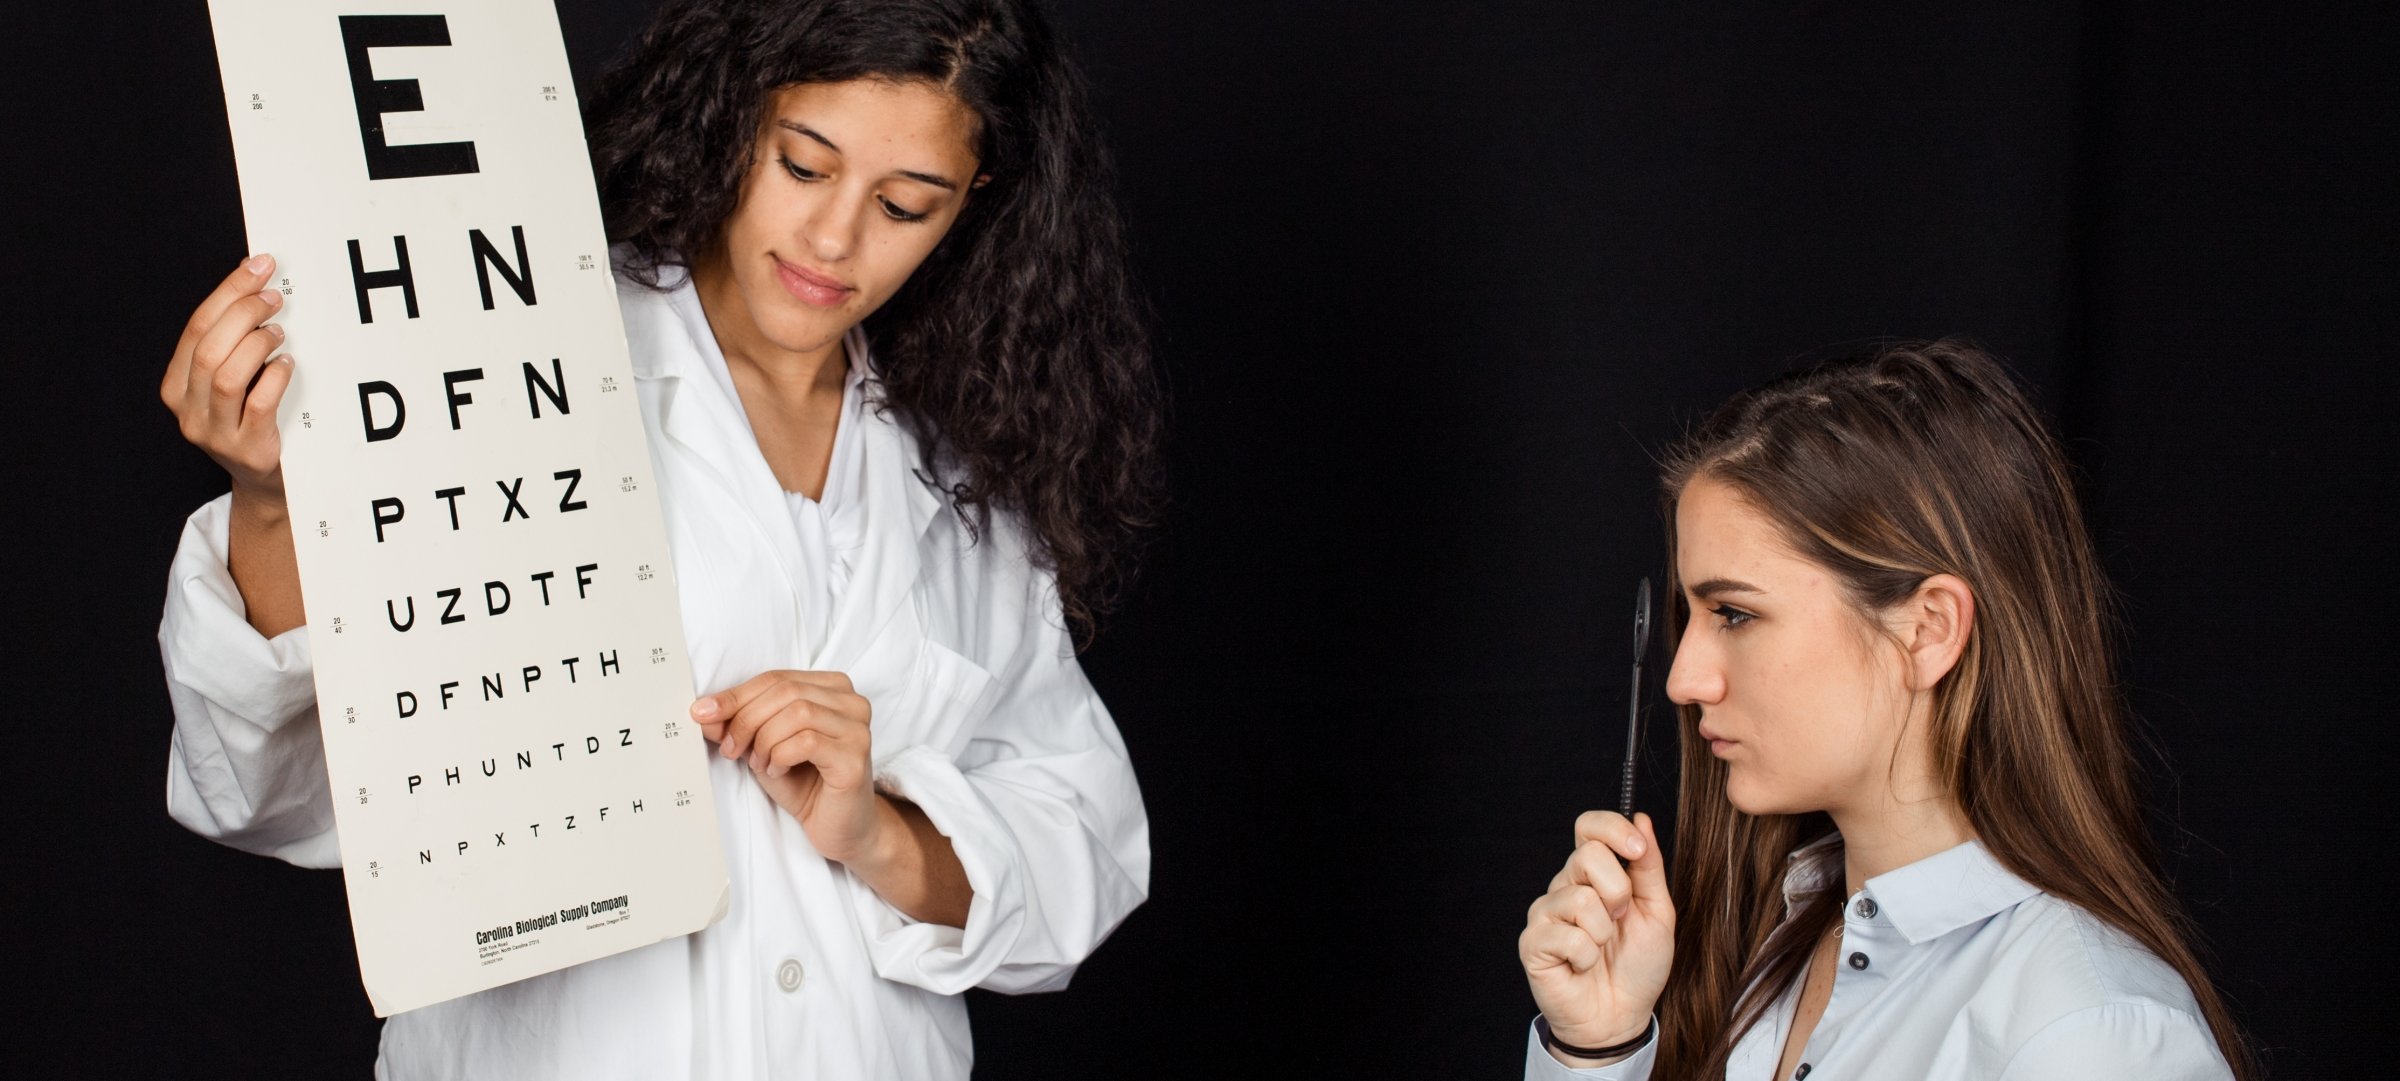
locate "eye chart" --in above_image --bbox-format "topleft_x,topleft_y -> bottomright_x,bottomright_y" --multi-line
205,0 -> 727,1016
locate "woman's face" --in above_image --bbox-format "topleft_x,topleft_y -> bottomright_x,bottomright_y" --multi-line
1664,476 -> 1918,818
702,78 -> 984,358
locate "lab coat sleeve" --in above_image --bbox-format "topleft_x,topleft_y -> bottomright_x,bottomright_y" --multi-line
158,493 -> 340,869
855,544 -> 1149,995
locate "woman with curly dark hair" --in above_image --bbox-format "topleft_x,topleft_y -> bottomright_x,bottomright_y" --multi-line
155,1 -> 1161,1077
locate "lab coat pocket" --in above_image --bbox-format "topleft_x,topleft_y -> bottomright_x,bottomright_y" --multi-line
871,639 -> 996,767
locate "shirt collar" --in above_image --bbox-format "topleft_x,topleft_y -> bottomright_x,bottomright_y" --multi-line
1781,837 -> 2042,945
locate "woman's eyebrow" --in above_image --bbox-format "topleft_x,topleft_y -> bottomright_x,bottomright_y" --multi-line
896,169 -> 958,191
1687,577 -> 1766,600
776,119 -> 840,152
774,119 -> 960,191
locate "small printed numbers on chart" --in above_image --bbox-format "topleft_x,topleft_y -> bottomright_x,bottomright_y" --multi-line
249,92 -> 264,111
331,615 -> 346,635
368,858 -> 381,879
620,475 -> 639,493
636,563 -> 654,582
300,409 -> 314,430
542,85 -> 559,102
317,519 -> 331,539
650,647 -> 668,666
600,375 -> 618,393
663,720 -> 683,740
343,705 -> 359,726
278,276 -> 294,296
357,787 -> 371,807
578,253 -> 597,271
674,789 -> 693,808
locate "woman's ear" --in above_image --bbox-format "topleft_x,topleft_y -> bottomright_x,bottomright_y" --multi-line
1902,573 -> 1976,691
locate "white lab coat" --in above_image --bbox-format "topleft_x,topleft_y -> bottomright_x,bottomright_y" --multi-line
159,266 -> 1151,1081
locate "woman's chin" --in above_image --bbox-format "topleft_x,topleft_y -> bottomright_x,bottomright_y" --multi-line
1722,772 -> 1804,817
756,308 -> 854,356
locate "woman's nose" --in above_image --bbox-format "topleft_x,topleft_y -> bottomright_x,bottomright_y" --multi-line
1664,624 -> 1724,706
800,195 -> 863,263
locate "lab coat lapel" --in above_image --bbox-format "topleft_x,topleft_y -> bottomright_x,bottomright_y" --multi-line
624,283 -> 810,666
811,391 -> 942,671
654,375 -> 812,607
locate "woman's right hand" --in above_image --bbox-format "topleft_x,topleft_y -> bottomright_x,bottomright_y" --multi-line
162,253 -> 293,502
1520,810 -> 1676,1064
162,253 -> 308,637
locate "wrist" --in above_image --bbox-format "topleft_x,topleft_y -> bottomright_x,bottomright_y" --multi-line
842,793 -> 912,875
229,485 -> 290,528
1539,1014 -> 1655,1068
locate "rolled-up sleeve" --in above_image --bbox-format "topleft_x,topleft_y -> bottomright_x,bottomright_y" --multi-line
159,493 -> 339,869
1998,1002 -> 2232,1081
851,550 -> 1148,996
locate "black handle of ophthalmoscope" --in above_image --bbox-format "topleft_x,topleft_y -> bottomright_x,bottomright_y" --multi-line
1620,578 -> 1651,820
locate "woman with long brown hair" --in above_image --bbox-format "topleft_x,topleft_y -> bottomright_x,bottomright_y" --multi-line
1518,342 -> 2249,1079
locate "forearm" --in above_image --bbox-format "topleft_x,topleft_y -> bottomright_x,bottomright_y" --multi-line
849,794 -> 973,927
228,489 -> 305,638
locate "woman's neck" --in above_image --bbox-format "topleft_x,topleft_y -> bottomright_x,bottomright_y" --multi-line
1830,788 -> 1975,896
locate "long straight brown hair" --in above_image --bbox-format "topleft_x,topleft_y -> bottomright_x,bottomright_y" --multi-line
1650,341 -> 2252,1079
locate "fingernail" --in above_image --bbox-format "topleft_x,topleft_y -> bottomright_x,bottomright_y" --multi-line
246,254 -> 271,275
1626,834 -> 1646,858
259,288 -> 283,308
691,698 -> 718,719
720,741 -> 737,759
266,323 -> 285,339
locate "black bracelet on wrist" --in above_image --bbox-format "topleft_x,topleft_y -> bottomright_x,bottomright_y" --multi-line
1536,1014 -> 1656,1061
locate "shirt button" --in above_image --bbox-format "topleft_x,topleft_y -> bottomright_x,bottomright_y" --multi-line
1795,1065 -> 1813,1080
776,957 -> 804,992
1847,952 -> 1869,970
1856,897 -> 1879,919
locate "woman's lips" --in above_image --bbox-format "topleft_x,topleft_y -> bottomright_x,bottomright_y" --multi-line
773,257 -> 854,308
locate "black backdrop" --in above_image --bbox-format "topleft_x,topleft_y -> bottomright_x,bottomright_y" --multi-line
7,1 -> 2393,1077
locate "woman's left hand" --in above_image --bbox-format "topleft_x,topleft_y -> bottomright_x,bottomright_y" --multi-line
693,671 -> 883,864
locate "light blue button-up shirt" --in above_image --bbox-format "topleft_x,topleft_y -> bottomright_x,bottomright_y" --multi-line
1526,839 -> 2234,1080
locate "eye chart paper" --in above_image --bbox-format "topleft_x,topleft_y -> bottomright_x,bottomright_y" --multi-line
205,0 -> 727,1015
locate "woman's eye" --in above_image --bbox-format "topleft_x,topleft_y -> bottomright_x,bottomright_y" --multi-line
779,156 -> 823,182
1709,604 -> 1755,629
878,196 -> 929,223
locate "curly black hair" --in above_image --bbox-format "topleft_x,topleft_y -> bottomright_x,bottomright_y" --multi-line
585,0 -> 1163,645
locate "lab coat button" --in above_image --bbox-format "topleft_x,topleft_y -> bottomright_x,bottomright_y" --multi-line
1847,952 -> 1869,970
1856,897 -> 1879,919
776,958 -> 804,992
1795,1065 -> 1812,1080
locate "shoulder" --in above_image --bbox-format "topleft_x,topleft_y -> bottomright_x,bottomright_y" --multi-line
905,441 -> 1071,659
1995,896 -> 2199,1011
1984,898 -> 2230,1080
609,248 -> 696,377
913,441 -> 1048,589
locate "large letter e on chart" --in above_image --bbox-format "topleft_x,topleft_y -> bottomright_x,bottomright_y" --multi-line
339,15 -> 480,181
